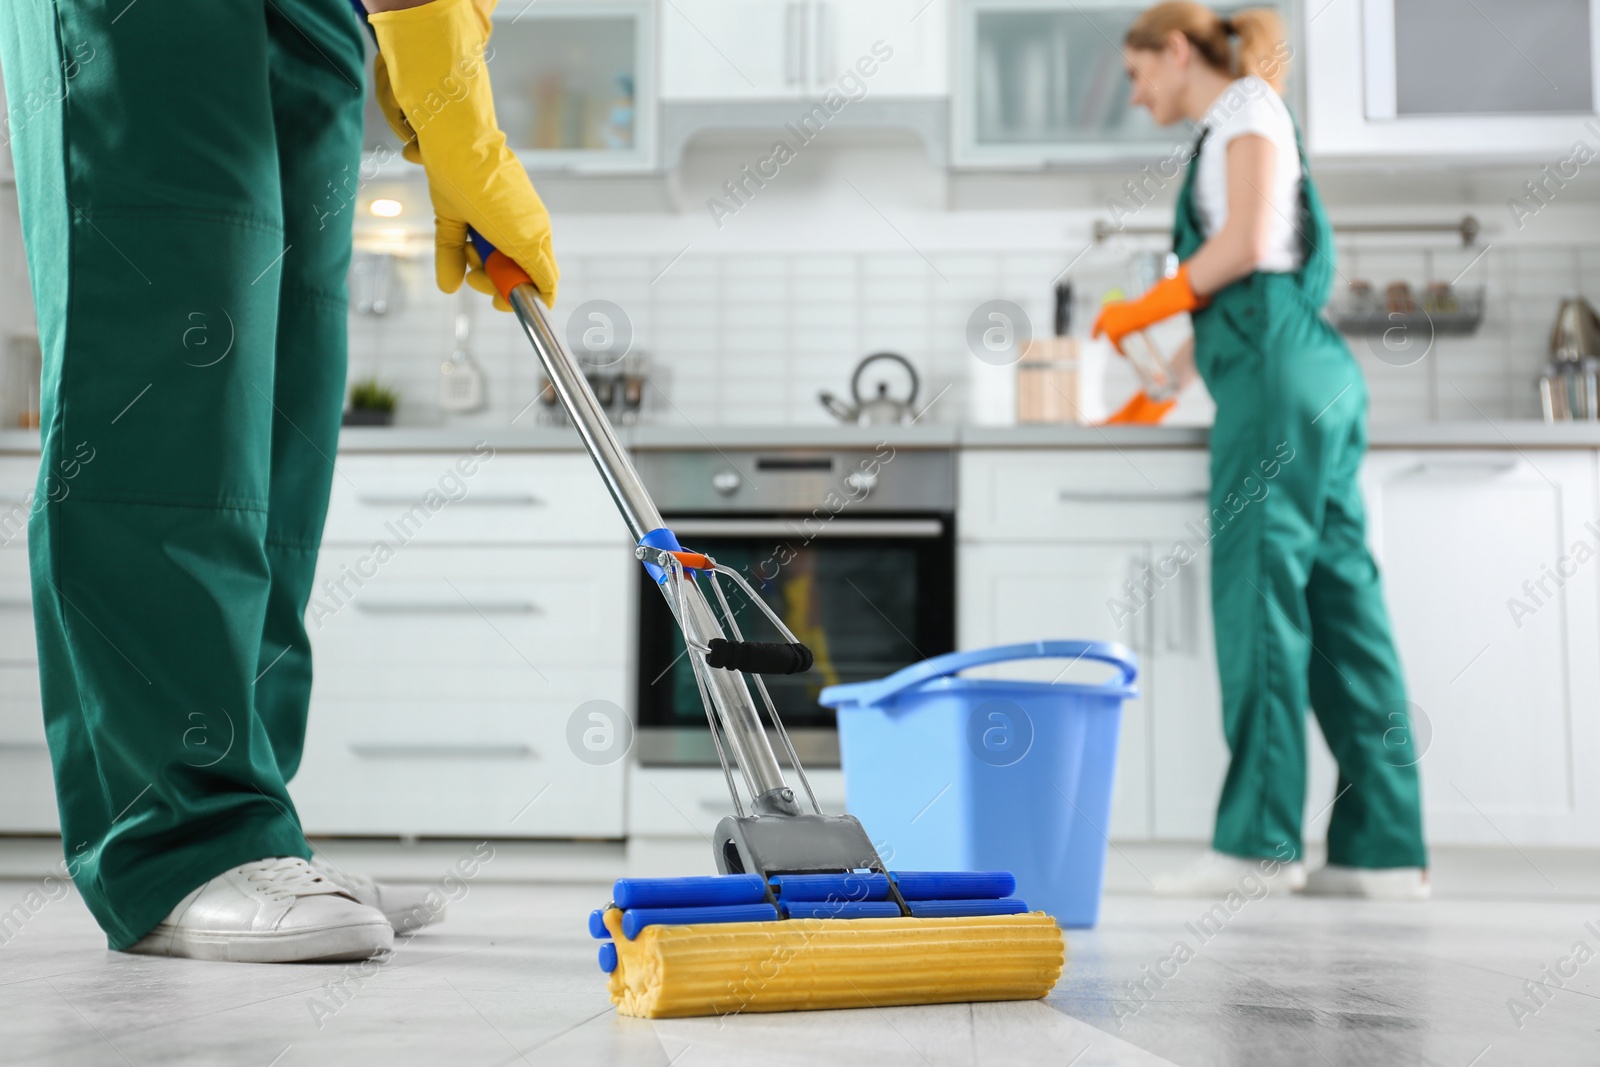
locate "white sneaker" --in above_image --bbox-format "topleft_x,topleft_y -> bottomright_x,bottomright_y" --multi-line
1301,864 -> 1430,900
124,857 -> 393,963
1150,850 -> 1307,896
310,856 -> 444,934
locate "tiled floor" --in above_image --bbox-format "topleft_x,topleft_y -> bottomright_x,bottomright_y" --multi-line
2,847 -> 1597,1066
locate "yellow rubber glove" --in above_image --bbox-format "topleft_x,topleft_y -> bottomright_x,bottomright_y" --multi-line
369,0 -> 494,165
369,0 -> 558,309
1092,264 -> 1206,353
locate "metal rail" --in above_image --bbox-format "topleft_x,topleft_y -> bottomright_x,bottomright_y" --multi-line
1092,214 -> 1481,248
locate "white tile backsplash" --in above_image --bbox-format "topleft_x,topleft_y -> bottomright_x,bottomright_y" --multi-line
346,240 -> 1590,429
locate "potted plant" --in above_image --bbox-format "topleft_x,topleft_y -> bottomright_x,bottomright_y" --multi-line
344,376 -> 398,426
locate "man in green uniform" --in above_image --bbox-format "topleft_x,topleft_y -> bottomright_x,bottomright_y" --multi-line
0,0 -> 556,960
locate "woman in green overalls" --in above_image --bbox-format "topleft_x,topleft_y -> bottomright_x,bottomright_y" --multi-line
1093,2 -> 1429,897
0,0 -> 555,960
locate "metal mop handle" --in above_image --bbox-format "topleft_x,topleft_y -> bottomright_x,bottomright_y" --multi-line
474,233 -> 803,819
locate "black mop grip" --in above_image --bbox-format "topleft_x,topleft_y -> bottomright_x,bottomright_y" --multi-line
704,638 -> 814,675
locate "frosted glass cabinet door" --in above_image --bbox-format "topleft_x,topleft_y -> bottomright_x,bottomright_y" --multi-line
955,0 -> 1295,165
488,0 -> 657,171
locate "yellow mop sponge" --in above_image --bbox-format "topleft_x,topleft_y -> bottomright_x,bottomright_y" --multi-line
601,907 -> 1065,1018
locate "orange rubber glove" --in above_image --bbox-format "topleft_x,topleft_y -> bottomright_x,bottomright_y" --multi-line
1092,263 -> 1208,352
1102,392 -> 1177,426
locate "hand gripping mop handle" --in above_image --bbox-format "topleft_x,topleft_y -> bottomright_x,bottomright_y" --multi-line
473,229 -> 801,813
820,640 -> 1138,709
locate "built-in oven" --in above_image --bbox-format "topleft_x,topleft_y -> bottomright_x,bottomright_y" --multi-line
632,447 -> 956,767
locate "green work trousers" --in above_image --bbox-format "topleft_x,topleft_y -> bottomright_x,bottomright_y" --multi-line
0,0 -> 365,948
1197,273 -> 1428,869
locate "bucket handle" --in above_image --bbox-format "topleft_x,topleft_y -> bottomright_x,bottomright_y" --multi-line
824,640 -> 1137,709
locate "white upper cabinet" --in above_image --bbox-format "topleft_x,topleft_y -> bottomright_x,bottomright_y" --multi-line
823,0 -> 948,97
660,0 -> 947,101
1308,0 -> 1600,159
660,0 -> 799,100
952,0 -> 1295,167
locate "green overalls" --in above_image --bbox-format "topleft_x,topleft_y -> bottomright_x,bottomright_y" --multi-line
1176,125 -> 1427,868
0,0 -> 365,947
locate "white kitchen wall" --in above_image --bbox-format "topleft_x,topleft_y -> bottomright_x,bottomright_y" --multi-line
0,127 -> 1592,430
348,234 -> 1574,429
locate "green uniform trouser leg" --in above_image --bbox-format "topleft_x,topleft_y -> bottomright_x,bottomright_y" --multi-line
1200,275 -> 1427,869
0,0 -> 364,948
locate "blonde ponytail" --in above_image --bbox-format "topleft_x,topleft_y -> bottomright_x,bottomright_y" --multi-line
1124,3 -> 1291,94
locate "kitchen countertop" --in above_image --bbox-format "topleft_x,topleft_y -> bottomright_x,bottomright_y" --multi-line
4,421 -> 1600,455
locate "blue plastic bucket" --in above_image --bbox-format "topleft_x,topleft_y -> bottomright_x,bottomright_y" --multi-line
820,640 -> 1138,928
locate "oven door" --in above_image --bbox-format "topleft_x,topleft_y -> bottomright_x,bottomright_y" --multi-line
634,515 -> 955,767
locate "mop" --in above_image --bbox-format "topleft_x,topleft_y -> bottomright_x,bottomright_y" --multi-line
477,238 -> 1066,1018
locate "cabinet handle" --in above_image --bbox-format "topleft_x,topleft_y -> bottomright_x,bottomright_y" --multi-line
354,600 -> 539,616
1164,560 -> 1198,654
1059,490 -> 1209,502
0,740 -> 48,752
1398,459 -> 1520,478
0,598 -> 30,611
812,1 -> 833,84
349,743 -> 537,760
784,1 -> 807,86
355,493 -> 540,507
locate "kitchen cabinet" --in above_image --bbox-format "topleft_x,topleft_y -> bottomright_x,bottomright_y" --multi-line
1362,451 -> 1600,846
957,448 -> 1340,846
294,452 -> 635,839
660,0 -> 946,101
485,0 -> 656,171
660,0 -> 798,101
953,0 -> 1295,167
1308,0 -> 1600,159
824,0 -> 948,97
958,449 -> 1219,842
0,456 -> 50,834
958,539 -> 1156,840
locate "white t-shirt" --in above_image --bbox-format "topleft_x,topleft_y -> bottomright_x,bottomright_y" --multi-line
1194,76 -> 1304,273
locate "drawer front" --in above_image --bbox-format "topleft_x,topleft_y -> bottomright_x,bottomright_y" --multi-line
0,457 -> 36,547
324,453 -> 626,546
0,667 -> 44,742
296,679 -> 629,838
0,747 -> 59,832
627,765 -> 847,839
960,449 -> 1212,542
0,563 -> 34,663
308,545 -> 632,673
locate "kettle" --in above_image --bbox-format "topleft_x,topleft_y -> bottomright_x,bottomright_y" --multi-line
819,352 -> 921,425
1550,296 -> 1600,364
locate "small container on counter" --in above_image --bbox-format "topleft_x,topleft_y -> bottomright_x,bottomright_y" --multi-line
1016,282 -> 1086,424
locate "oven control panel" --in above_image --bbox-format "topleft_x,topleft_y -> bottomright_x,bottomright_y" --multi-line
634,448 -> 954,514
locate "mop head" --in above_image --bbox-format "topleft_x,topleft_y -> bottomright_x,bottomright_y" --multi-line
590,873 -> 1065,1018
